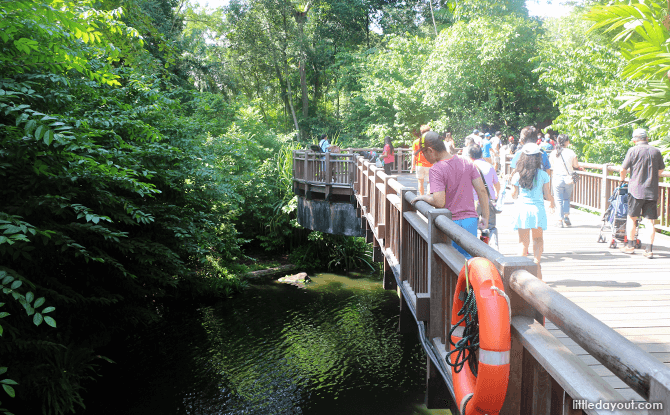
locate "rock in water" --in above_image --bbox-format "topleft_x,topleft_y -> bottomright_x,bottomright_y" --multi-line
277,272 -> 311,288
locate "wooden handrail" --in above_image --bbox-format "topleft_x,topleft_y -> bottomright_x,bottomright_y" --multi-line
510,269 -> 668,401
345,154 -> 670,414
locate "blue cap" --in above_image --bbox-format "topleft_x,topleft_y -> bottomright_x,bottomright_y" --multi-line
484,133 -> 491,137
473,129 -> 479,134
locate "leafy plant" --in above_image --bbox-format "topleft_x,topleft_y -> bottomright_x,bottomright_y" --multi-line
0,270 -> 57,415
587,0 -> 670,158
535,12 -> 638,163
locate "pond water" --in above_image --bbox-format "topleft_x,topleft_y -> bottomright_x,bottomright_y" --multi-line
81,272 -> 450,415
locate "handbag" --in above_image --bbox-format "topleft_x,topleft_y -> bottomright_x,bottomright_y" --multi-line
474,164 -> 499,216
375,158 -> 384,168
560,153 -> 580,184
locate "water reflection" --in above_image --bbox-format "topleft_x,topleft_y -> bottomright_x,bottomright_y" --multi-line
82,273 -> 429,415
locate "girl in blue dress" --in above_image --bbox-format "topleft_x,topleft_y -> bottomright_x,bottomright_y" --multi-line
511,144 -> 556,264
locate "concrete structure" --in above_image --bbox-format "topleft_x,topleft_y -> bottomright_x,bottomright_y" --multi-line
297,197 -> 363,236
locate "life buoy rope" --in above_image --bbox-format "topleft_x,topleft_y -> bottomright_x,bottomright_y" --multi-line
447,258 -> 511,415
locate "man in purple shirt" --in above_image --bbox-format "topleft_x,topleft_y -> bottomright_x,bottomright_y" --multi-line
619,129 -> 665,258
410,132 -> 490,258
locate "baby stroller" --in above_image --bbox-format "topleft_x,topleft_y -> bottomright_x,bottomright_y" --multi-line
597,184 -> 640,249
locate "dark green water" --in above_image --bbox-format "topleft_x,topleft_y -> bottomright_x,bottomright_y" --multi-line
82,273 -> 432,415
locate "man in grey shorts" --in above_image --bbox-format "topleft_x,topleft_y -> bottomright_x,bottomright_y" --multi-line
619,128 -> 665,258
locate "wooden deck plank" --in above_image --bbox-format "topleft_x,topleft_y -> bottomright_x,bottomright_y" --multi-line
396,174 -> 670,404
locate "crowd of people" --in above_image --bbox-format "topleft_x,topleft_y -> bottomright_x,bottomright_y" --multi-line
314,124 -> 665,262
402,124 -> 665,263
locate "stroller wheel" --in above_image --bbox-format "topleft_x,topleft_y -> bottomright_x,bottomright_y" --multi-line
609,240 -> 617,249
635,239 -> 642,249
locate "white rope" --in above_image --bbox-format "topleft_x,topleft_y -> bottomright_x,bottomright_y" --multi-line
491,286 -> 511,324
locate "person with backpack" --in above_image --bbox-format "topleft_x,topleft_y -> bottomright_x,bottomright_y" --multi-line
410,125 -> 433,195
467,144 -> 501,249
319,134 -> 332,153
410,132 -> 490,259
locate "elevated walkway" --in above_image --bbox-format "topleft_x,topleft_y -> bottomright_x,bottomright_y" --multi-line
405,172 -> 670,403
293,148 -> 670,414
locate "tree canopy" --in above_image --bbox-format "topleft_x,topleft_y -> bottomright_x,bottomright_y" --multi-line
2,0 -> 670,413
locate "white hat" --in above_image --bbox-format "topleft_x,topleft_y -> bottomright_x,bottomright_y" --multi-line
521,143 -> 541,155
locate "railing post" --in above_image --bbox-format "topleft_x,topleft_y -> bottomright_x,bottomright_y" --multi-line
383,256 -> 396,290
304,151 -> 310,182
601,163 -> 610,212
362,160 -> 369,210
650,370 -> 670,415
398,188 -> 413,334
426,208 -> 451,340
292,150 -> 298,196
383,176 -> 392,250
325,152 -> 331,183
496,257 -> 543,415
375,169 -> 385,239
399,189 -> 411,284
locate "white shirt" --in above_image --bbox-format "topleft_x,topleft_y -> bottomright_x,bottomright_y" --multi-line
490,136 -> 501,154
549,148 -> 577,176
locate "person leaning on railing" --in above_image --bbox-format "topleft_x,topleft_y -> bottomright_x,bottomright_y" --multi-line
410,131 -> 490,259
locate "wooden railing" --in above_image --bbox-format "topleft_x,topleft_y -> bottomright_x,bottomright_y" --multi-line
354,155 -> 670,415
500,154 -> 670,233
292,150 -> 357,184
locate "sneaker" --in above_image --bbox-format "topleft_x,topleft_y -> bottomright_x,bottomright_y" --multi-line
643,251 -> 654,259
563,216 -> 571,227
619,245 -> 635,254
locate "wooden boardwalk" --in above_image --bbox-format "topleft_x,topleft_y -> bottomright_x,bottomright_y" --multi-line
396,173 -> 670,403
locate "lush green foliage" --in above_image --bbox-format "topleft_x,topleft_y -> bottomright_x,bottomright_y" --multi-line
289,232 -> 375,273
348,15 -> 553,146
0,1 -> 294,413
586,0 -> 670,158
6,0 -> 670,413
535,13 -> 638,163
422,15 -> 553,141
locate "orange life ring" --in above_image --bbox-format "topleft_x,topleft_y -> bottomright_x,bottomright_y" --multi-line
449,257 -> 511,415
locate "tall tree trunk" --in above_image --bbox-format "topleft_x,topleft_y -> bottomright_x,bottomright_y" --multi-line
313,67 -> 319,112
337,87 -> 340,119
300,60 -> 308,117
366,13 -> 370,49
285,61 -> 300,140
275,65 -> 290,118
294,3 -> 312,119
